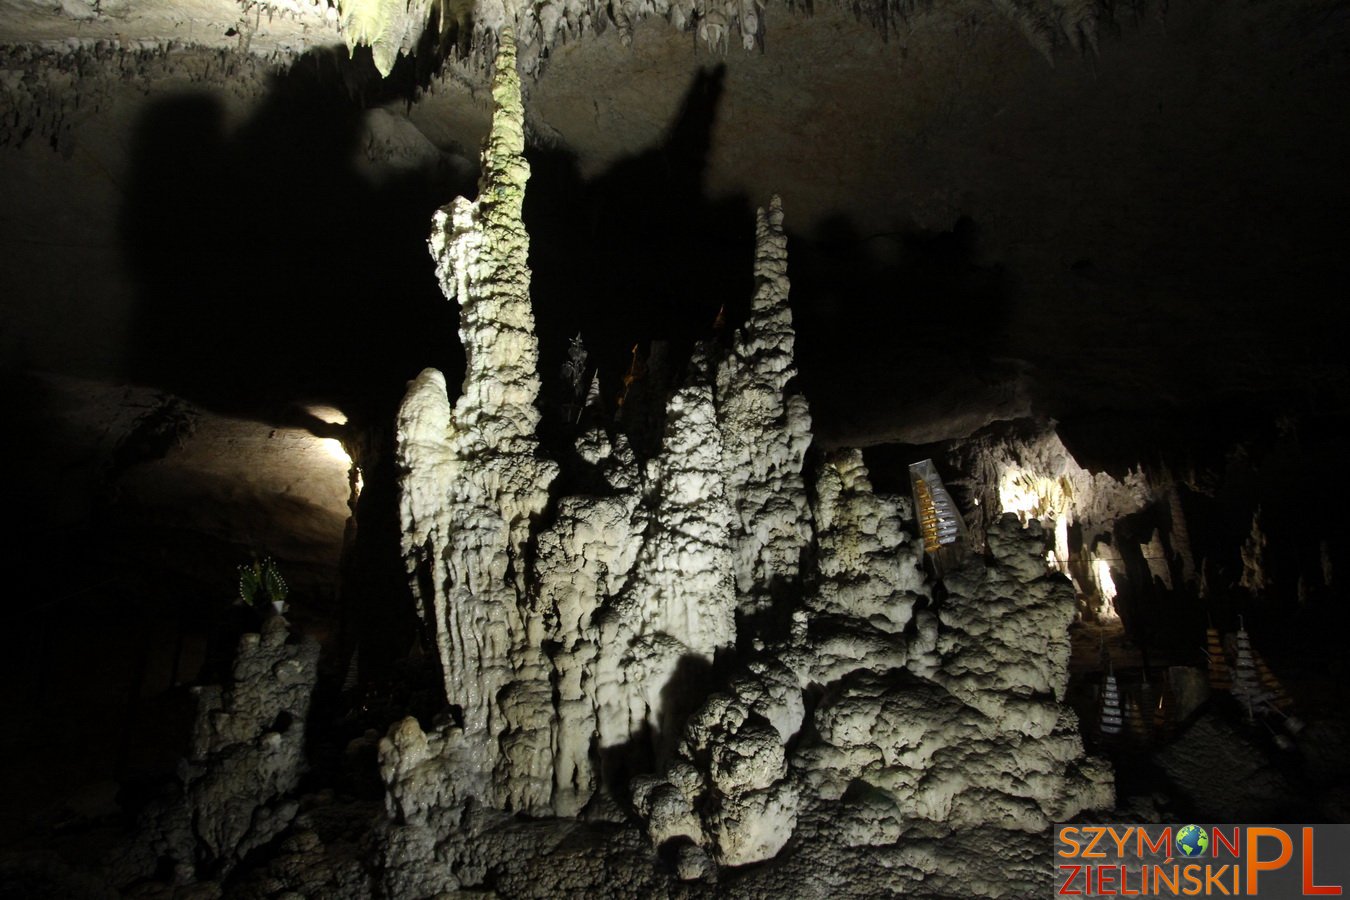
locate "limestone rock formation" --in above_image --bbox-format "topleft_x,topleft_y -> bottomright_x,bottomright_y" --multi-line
952,420 -> 1164,619
395,27 -> 560,814
112,615 -> 321,887
796,515 -> 1112,843
329,0 -> 1137,79
629,466 -> 1108,870
339,0 -> 438,76
183,617 -> 321,869
383,30 -> 1110,891
808,449 -> 926,640
936,515 -> 1078,730
589,357 -> 737,767
716,196 -> 814,619
672,665 -> 803,867
534,431 -> 644,816
0,0 -> 1156,79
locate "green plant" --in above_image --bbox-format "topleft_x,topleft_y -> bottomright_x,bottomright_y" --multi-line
238,556 -> 288,612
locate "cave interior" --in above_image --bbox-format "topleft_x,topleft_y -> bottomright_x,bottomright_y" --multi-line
2,0 -> 1349,894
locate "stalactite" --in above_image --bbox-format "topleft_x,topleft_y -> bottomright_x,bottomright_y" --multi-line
1051,0 -> 1098,56
1167,486 -> 1197,587
1239,506 -> 1270,594
7,0 -> 1170,85
988,0 -> 1057,63
0,44 -> 274,151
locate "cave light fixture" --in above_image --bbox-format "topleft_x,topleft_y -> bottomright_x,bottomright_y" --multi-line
322,438 -> 350,463
908,458 -> 968,573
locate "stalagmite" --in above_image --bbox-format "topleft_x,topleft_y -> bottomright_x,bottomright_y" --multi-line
715,195 -> 814,617
807,449 -> 925,644
534,432 -> 644,815
394,27 -> 559,812
1167,487 -> 1197,586
1240,506 -> 1270,594
385,86 -> 1111,883
112,617 -> 321,886
1143,528 -> 1173,590
592,350 -> 737,759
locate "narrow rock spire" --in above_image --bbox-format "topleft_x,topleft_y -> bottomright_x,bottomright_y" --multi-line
394,26 -> 558,811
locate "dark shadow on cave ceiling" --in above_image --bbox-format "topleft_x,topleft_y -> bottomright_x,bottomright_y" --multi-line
524,65 -> 1014,456
525,63 -> 753,431
114,48 -> 1018,680
120,45 -> 1016,455
100,0 -> 1350,471
119,43 -> 468,433
788,215 -> 1011,443
116,36 -> 478,686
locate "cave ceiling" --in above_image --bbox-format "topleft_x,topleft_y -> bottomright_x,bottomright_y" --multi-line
2,0 -> 1349,451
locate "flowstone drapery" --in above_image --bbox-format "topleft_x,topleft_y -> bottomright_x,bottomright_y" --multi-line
387,27 -> 1110,891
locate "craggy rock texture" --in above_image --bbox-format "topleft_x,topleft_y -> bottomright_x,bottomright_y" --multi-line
110,615 -> 321,888
534,428 -> 645,816
949,420 -> 1162,618
338,0 -> 438,75
0,0 -> 339,62
795,515 -> 1112,844
0,0 -> 1153,83
183,617 -> 321,869
395,27 -> 560,814
806,449 -> 926,646
0,44 -> 273,153
333,0 -> 1129,75
587,351 -> 737,765
936,515 -> 1079,729
0,27 -> 1113,897
715,196 -> 814,619
633,479 -> 1109,869
387,33 -> 1109,890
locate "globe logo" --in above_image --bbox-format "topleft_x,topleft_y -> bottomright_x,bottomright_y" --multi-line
1176,825 -> 1210,857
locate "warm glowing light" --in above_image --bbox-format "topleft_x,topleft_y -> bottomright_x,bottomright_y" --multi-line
997,468 -> 1073,525
1000,467 -> 1075,573
306,404 -> 348,426
322,437 -> 351,464
1046,516 -> 1071,571
1096,555 -> 1117,604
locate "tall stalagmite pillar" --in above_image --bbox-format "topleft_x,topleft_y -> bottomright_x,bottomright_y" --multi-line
395,28 -> 559,812
715,196 -> 814,616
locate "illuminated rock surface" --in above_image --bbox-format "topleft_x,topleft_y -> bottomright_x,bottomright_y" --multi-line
8,0 -> 1346,891
394,27 -> 560,815
373,30 -> 1111,893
